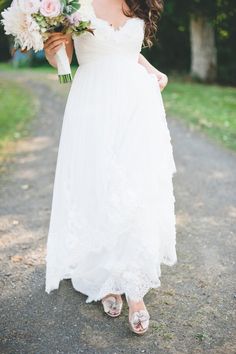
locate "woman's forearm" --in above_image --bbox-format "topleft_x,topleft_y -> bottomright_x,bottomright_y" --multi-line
138,53 -> 168,91
138,53 -> 163,80
45,53 -> 57,68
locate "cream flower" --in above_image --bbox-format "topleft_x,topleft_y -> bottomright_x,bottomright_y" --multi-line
1,5 -> 43,51
18,0 -> 41,14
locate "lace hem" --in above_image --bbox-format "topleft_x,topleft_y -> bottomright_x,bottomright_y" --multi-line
45,250 -> 177,299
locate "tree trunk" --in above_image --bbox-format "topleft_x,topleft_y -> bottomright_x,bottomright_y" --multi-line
190,15 -> 217,82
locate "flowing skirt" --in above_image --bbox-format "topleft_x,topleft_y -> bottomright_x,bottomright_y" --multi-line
45,57 -> 177,302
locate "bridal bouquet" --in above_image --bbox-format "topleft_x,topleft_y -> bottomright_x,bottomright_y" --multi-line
1,0 -> 93,83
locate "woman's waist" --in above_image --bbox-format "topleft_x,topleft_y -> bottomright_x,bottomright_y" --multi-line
76,53 -> 139,67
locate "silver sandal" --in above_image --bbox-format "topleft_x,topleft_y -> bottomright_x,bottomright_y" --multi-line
126,295 -> 150,334
101,294 -> 123,317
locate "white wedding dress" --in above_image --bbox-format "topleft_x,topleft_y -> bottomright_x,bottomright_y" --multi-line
45,1 -> 177,303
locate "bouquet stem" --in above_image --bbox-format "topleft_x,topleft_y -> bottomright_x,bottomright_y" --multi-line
55,43 -> 72,84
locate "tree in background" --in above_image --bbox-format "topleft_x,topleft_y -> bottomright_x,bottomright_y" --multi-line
188,0 -> 217,82
144,0 -> 236,85
160,0 -> 220,83
188,0 -> 236,83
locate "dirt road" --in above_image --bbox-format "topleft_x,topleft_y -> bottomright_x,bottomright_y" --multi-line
0,73 -> 235,353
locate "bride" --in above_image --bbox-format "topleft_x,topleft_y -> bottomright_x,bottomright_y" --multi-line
44,0 -> 177,335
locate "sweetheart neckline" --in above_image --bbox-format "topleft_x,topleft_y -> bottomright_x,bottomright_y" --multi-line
93,16 -> 143,32
90,0 -> 143,32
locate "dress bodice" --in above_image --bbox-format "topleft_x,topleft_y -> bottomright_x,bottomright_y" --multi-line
73,0 -> 145,65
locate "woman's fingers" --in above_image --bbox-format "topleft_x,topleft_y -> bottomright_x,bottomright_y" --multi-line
44,33 -> 68,47
45,43 -> 65,56
48,44 -> 63,55
44,32 -> 72,57
44,37 -> 67,49
45,38 -> 67,50
158,74 -> 168,91
44,32 -> 72,58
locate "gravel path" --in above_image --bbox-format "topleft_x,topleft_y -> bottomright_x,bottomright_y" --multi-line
0,73 -> 236,354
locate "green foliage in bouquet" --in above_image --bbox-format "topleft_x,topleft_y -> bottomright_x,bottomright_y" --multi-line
61,0 -> 80,15
67,19 -> 94,36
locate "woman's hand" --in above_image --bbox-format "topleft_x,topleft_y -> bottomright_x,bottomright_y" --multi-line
138,54 -> 168,92
44,32 -> 69,58
44,32 -> 73,68
156,72 -> 168,92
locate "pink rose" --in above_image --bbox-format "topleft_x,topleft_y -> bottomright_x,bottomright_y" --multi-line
40,0 -> 61,18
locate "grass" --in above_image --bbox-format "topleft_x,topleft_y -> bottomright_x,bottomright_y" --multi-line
0,62 -> 55,73
0,79 -> 37,157
0,62 -> 78,161
163,78 -> 236,151
0,62 -> 78,75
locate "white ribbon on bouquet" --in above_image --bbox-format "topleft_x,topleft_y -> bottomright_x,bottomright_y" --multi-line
55,43 -> 72,84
